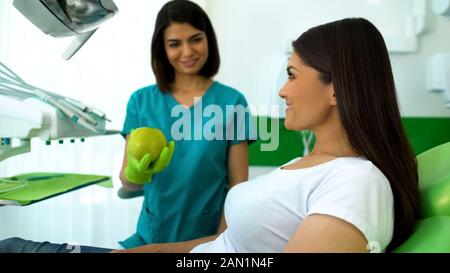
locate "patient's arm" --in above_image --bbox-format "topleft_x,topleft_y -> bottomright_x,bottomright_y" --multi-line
113,142 -> 249,253
111,235 -> 219,253
283,214 -> 369,253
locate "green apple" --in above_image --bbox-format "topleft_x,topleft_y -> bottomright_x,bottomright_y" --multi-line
128,128 -> 168,162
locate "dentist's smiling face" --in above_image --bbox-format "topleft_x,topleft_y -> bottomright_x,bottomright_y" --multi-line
279,51 -> 336,131
164,22 -> 209,77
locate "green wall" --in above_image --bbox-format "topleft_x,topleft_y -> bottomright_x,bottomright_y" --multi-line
249,117 -> 450,166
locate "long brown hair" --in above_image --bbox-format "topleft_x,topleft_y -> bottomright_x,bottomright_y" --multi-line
293,18 -> 420,251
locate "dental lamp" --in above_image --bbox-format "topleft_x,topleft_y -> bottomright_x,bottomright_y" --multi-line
13,0 -> 118,60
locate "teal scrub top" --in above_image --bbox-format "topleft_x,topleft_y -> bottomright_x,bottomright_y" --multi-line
120,81 -> 256,248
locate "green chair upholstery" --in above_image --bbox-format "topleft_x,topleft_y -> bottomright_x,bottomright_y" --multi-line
417,142 -> 450,219
394,216 -> 450,253
394,142 -> 450,253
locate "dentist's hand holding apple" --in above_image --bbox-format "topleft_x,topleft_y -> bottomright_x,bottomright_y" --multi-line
125,128 -> 175,185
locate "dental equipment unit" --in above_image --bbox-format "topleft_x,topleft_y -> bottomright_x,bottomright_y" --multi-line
0,1 -> 121,205
0,62 -> 117,163
13,0 -> 118,60
1,0 -> 120,163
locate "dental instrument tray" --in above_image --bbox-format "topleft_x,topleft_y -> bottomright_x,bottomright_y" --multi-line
0,173 -> 112,206
0,62 -> 120,163
0,179 -> 27,194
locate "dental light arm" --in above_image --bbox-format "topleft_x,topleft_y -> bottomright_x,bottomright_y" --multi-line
13,0 -> 118,60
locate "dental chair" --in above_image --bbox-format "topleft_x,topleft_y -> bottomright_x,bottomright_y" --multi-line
393,142 -> 450,253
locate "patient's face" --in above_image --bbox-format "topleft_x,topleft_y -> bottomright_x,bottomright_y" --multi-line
279,52 -> 335,131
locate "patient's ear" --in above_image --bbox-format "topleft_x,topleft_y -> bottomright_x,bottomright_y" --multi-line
328,85 -> 337,106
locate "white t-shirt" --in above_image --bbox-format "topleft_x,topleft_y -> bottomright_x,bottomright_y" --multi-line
190,157 -> 394,253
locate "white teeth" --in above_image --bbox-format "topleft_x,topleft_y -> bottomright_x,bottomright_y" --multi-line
182,60 -> 197,67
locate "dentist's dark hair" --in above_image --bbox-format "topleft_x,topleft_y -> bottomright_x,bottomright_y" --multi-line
293,18 -> 420,251
151,0 -> 220,92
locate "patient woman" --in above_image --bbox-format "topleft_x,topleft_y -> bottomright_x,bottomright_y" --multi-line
0,17 -> 420,253
110,17 -> 420,253
115,17 -> 420,253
